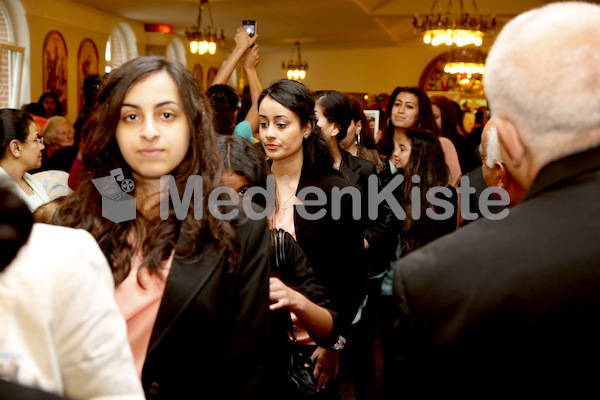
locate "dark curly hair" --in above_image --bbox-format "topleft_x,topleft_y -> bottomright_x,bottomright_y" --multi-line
207,84 -> 240,135
399,129 -> 450,252
54,55 -> 238,284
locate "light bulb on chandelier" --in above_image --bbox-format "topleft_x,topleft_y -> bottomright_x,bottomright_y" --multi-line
413,0 -> 494,47
185,0 -> 225,55
283,42 -> 308,81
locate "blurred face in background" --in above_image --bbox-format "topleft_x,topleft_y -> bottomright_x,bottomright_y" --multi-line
42,97 -> 57,117
51,121 -> 75,149
391,92 -> 419,130
432,104 -> 442,131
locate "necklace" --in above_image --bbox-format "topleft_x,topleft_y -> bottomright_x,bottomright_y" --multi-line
278,188 -> 296,213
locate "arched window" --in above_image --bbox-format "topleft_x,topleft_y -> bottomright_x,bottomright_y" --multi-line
105,22 -> 137,73
166,38 -> 186,65
0,0 -> 25,108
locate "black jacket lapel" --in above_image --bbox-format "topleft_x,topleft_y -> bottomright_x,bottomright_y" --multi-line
146,242 -> 224,356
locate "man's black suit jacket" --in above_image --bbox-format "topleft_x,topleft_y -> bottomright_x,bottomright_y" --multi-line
391,145 -> 600,398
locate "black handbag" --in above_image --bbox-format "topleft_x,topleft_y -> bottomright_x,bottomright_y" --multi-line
270,229 -> 318,398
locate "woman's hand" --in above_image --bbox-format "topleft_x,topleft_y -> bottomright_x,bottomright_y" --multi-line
269,276 -> 298,311
242,44 -> 260,72
311,346 -> 340,391
234,27 -> 257,52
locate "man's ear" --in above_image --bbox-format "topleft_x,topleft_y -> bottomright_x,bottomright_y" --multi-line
496,118 -> 525,168
495,162 -> 508,189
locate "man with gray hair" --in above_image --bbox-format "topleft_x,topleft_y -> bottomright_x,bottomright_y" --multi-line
390,2 -> 600,398
462,118 -> 526,224
479,119 -> 525,206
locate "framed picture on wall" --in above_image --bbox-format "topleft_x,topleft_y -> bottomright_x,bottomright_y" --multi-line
192,63 -> 204,91
77,39 -> 99,112
207,66 -> 218,88
42,30 -> 68,114
364,109 -> 381,142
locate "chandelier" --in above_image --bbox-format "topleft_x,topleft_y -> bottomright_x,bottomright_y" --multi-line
444,62 -> 484,75
282,42 -> 308,80
185,0 -> 225,55
443,49 -> 486,89
413,0 -> 495,47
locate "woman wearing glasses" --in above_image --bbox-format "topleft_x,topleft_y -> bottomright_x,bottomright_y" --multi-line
0,108 -> 50,211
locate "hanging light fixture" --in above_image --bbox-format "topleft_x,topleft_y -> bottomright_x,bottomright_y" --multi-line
185,0 -> 225,55
413,0 -> 495,47
443,49 -> 486,90
282,42 -> 308,80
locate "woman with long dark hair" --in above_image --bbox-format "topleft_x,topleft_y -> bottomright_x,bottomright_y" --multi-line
54,55 -> 270,399
378,129 -> 459,399
377,86 -> 438,158
313,89 -> 396,400
391,129 -> 458,252
431,95 -> 479,176
216,134 -> 336,399
38,92 -> 63,118
258,79 -> 368,397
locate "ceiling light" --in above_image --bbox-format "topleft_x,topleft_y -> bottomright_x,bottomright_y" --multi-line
282,42 -> 308,80
413,0 -> 495,47
185,0 -> 225,55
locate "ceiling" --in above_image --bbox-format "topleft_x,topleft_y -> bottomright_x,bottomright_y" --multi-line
70,0 -> 600,53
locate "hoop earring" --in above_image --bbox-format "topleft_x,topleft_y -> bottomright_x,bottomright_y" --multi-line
356,132 -> 361,145
415,121 -> 422,130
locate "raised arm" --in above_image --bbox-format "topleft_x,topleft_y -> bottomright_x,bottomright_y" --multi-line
211,27 -> 257,86
241,44 -> 262,134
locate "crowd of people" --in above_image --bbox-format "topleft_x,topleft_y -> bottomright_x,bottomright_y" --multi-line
1,2 -> 600,398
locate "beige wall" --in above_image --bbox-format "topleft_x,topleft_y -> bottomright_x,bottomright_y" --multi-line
21,0 -> 220,122
256,43 -> 451,97
19,0 -> 479,121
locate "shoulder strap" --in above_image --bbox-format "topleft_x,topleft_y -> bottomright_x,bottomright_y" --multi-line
270,229 -> 286,272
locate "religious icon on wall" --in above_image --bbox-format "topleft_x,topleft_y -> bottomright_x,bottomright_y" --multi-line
192,63 -> 204,91
207,66 -> 218,88
42,31 -> 68,114
77,39 -> 99,112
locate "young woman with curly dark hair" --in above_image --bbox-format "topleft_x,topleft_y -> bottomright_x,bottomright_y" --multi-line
54,55 -> 270,399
